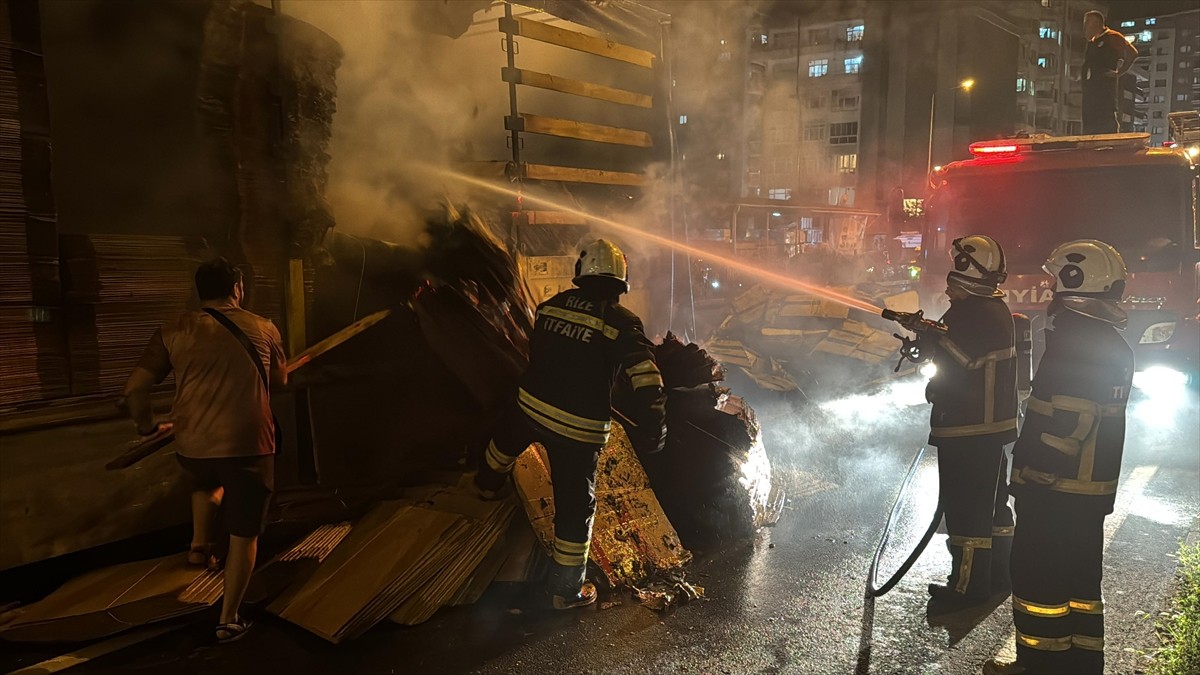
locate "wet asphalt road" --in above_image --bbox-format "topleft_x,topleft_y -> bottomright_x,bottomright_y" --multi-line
5,375 -> 1198,675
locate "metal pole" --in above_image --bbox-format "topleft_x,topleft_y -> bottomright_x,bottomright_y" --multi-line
504,1 -> 521,168
926,89 -> 937,191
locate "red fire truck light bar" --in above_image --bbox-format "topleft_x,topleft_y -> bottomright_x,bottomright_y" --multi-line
969,142 -> 1020,155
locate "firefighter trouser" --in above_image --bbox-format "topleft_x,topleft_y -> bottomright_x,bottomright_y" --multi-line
936,439 -> 1006,599
476,403 -> 602,586
1010,491 -> 1105,674
992,446 -> 1015,590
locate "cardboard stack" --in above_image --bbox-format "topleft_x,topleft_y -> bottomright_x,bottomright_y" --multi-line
0,521 -> 351,643
269,485 -> 516,643
0,0 -> 68,407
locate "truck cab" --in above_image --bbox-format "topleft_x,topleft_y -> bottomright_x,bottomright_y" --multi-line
918,133 -> 1199,378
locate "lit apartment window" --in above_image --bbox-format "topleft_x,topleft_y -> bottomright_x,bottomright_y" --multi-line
836,153 -> 857,174
1181,61 -> 1190,68
1154,94 -> 1166,103
1179,94 -> 1189,101
1153,110 -> 1164,118
828,121 -> 858,145
679,115 -> 687,124
804,123 -> 826,141
844,55 -> 863,74
768,188 -> 792,201
1016,77 -> 1027,92
760,34 -> 768,45
1152,126 -> 1164,135
809,59 -> 829,77
846,25 -> 864,42
1039,23 -> 1059,39
1120,20 -> 1136,28
716,152 -> 727,160
1146,18 -> 1157,25
1140,31 -> 1153,42
1040,0 -> 1051,7
1037,56 -> 1052,69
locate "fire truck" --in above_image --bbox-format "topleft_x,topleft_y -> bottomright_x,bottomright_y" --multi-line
917,132 -> 1199,379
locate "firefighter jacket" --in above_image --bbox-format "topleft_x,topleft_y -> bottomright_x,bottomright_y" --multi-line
926,295 -> 1019,446
1010,307 -> 1134,514
518,287 -> 666,448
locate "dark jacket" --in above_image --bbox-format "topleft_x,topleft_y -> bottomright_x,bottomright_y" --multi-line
518,287 -> 666,448
1010,306 -> 1134,514
926,295 -> 1019,446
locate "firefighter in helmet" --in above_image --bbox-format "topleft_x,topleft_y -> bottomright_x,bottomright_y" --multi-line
925,234 -> 1020,610
985,240 -> 1134,675
474,239 -> 667,609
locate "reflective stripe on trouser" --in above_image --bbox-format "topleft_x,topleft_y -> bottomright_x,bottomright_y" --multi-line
1010,490 -> 1105,674
937,440 -> 1004,598
545,433 -> 601,582
992,447 -> 1015,589
477,400 -> 599,490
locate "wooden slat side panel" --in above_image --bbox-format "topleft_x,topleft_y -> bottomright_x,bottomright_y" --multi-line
504,16 -> 655,68
503,67 -> 652,109
522,163 -> 647,186
514,113 -> 652,148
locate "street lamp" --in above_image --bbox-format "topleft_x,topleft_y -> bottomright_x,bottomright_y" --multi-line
927,78 -> 975,187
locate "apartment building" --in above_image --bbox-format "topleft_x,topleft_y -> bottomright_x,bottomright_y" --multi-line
1121,9 -> 1200,144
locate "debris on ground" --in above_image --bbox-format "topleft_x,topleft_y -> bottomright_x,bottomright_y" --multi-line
632,572 -> 705,612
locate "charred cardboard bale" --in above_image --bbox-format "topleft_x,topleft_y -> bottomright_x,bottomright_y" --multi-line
707,284 -> 920,397
512,423 -> 690,588
625,334 -> 785,549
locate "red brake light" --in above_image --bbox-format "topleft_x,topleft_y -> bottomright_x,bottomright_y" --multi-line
969,142 -> 1020,156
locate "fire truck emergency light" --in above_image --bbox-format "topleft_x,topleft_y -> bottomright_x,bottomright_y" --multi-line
969,142 -> 1020,156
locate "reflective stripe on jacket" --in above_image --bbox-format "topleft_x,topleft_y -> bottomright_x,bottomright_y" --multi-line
927,296 -> 1019,445
1011,309 -> 1134,513
519,288 -> 665,445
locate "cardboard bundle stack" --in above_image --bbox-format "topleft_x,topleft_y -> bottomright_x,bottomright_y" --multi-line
0,521 -> 351,644
269,485 -> 516,643
60,234 -> 208,396
0,0 -> 68,407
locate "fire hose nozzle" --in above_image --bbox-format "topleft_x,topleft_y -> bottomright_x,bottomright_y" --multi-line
881,308 -> 947,335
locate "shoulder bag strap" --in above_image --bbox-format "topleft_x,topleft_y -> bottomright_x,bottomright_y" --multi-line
201,308 -> 269,392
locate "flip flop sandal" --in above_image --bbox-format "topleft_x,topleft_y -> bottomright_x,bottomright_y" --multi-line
215,617 -> 252,644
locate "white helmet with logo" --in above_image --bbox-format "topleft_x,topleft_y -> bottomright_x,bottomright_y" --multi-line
574,239 -> 629,293
947,234 -> 1007,297
1043,239 -> 1128,327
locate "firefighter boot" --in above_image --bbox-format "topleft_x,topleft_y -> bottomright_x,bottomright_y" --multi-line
547,562 -> 597,610
982,658 -> 1035,675
928,538 -> 993,610
990,526 -> 1014,594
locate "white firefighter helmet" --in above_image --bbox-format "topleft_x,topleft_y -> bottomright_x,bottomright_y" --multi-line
574,239 -> 629,292
947,234 -> 1007,297
1043,239 -> 1128,327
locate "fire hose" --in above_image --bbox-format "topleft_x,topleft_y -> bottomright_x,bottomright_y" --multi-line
866,444 -> 943,597
866,308 -> 949,597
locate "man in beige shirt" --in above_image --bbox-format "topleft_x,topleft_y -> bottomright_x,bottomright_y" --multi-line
124,257 -> 286,643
